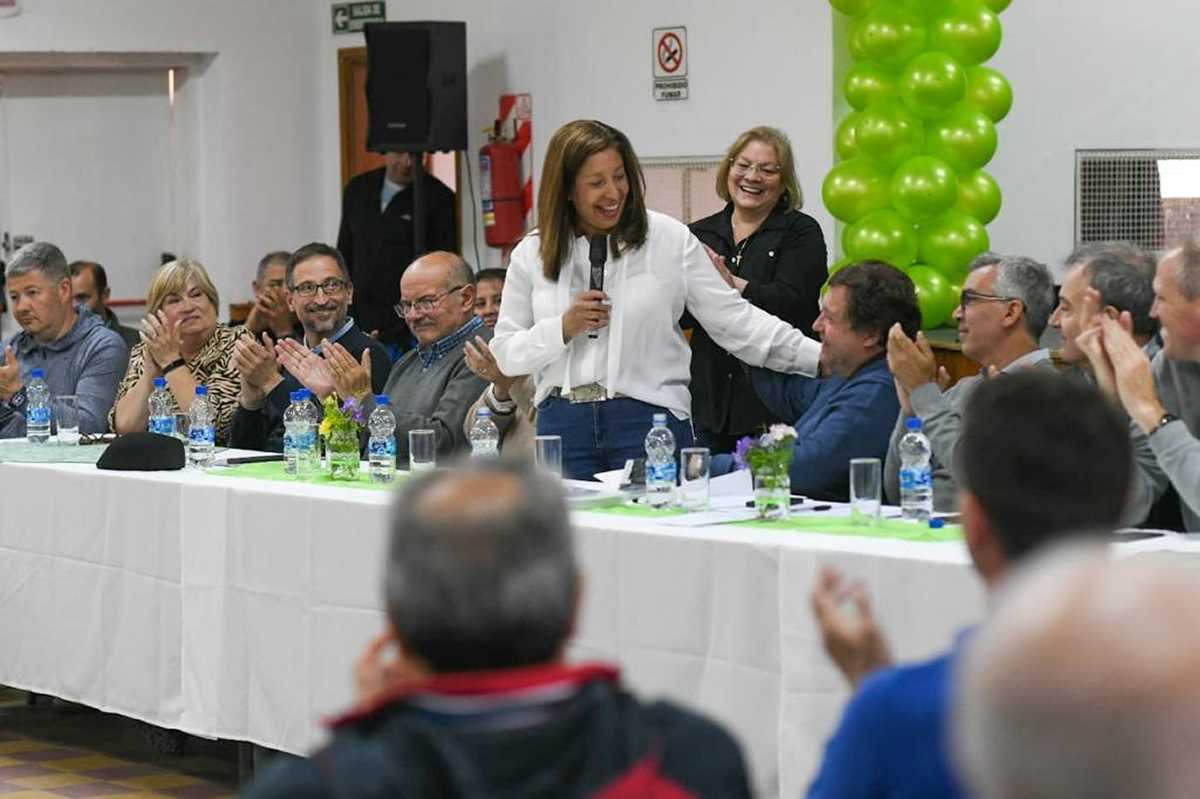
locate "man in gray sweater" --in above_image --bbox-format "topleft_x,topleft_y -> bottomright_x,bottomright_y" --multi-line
329,251 -> 487,463
0,242 -> 127,438
883,254 -> 1057,510
1083,239 -> 1200,531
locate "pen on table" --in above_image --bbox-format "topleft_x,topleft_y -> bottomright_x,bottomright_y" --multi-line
219,454 -> 285,466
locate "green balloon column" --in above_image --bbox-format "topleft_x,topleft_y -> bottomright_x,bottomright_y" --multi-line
823,0 -> 1011,328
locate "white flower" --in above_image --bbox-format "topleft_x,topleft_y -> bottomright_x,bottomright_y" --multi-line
768,423 -> 797,443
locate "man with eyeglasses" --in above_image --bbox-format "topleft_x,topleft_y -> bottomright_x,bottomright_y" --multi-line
883,253 -> 1057,510
319,251 -> 488,463
230,242 -> 391,452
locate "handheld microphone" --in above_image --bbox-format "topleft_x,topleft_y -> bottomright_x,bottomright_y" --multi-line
588,234 -> 607,339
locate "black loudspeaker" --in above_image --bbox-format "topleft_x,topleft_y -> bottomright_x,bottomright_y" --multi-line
364,21 -> 467,153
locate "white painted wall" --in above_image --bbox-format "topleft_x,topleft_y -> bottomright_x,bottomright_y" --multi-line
986,0 -> 1200,278
0,0 -> 322,315
311,0 -> 836,270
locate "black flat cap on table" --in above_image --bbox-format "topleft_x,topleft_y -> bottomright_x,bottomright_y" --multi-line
96,432 -> 186,471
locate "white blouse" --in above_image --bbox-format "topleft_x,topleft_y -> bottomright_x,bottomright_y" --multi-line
491,210 -> 821,419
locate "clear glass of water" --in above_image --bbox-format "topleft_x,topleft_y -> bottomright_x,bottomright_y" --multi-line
54,395 -> 80,445
850,457 -> 882,526
408,429 -> 436,472
173,412 -> 190,443
534,435 -> 563,478
679,447 -> 711,511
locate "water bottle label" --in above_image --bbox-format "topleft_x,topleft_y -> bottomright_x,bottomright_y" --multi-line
647,462 -> 676,484
899,467 -> 931,492
369,438 -> 396,456
28,407 -> 50,425
189,425 -> 215,445
283,432 -> 298,451
150,416 -> 176,436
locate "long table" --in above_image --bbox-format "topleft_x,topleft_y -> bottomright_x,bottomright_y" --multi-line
2,459 -> 1190,796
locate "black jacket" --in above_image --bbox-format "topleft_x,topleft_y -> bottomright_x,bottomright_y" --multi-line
687,203 -> 827,441
337,167 -> 457,347
229,324 -> 392,452
242,663 -> 752,799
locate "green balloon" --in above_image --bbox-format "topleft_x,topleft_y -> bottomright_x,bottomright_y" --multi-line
956,169 -> 1002,224
853,3 -> 927,70
822,158 -> 892,223
845,63 -> 898,111
965,66 -> 1013,122
891,155 -> 959,222
982,0 -> 1010,12
929,1 -> 1003,66
855,100 -> 925,168
836,112 -> 863,160
843,209 -> 919,267
925,104 -> 997,173
830,0 -> 882,15
917,210 -> 990,277
897,0 -> 952,16
906,264 -> 958,328
899,51 -> 966,120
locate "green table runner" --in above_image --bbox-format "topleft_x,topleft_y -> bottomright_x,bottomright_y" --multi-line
590,503 -> 961,542
0,441 -> 109,464
210,460 -> 404,492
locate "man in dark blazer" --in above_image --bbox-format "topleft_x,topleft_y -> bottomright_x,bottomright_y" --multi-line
337,151 -> 457,352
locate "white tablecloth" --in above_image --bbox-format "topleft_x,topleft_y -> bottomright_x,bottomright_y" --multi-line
5,459 -> 1188,796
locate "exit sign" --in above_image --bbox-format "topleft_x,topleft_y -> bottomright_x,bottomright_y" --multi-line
332,2 -> 386,34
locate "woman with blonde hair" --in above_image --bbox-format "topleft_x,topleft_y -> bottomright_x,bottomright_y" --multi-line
687,126 -> 828,453
491,119 -> 822,480
110,258 -> 246,443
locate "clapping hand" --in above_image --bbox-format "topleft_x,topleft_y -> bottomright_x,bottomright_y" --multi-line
464,336 -> 518,400
811,565 -> 893,688
323,342 -> 372,402
703,243 -> 747,293
887,324 -> 944,396
233,332 -> 282,406
141,310 -> 184,372
274,337 -> 335,399
0,346 -> 21,402
244,290 -> 294,339
1096,314 -> 1165,433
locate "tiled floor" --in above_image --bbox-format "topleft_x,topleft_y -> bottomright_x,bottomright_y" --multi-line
0,690 -> 238,798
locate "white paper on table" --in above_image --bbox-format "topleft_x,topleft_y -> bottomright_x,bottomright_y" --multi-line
709,468 -> 751,497
593,468 -> 624,488
661,507 -> 761,527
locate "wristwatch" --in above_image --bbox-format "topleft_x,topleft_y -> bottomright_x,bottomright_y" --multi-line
5,385 -> 26,412
1149,413 -> 1180,438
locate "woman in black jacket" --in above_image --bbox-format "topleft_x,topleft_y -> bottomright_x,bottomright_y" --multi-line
688,126 -> 828,453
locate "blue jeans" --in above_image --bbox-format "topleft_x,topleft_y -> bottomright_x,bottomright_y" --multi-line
537,396 -> 695,481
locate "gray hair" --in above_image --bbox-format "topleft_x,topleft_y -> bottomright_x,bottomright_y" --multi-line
1172,238 -> 1200,301
384,460 -> 578,672
977,255 -> 1056,340
1066,242 -> 1158,339
955,545 -> 1200,799
6,241 -> 69,283
255,250 -> 291,285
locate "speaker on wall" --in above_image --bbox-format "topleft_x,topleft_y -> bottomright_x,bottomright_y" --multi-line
364,21 -> 467,153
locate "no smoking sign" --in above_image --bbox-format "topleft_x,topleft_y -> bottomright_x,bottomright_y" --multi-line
652,26 -> 689,101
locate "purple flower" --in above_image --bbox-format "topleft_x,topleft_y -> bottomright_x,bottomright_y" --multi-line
341,396 -> 366,425
733,436 -> 755,471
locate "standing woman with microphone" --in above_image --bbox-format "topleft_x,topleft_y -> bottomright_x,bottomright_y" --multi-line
491,119 -> 822,480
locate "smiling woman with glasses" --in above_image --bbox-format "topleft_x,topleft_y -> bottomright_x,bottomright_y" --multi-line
686,126 -> 829,454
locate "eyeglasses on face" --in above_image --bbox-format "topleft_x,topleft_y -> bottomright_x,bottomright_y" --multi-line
395,284 -> 466,317
730,159 -> 782,178
291,278 -> 348,297
959,288 -> 1019,309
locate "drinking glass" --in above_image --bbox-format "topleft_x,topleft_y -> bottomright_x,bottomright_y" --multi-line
679,447 -> 711,511
408,429 -> 436,472
850,457 -> 882,526
533,435 -> 563,478
54,395 -> 79,445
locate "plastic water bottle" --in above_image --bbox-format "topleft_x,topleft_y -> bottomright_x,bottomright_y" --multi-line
469,407 -> 500,459
899,416 -> 933,521
187,385 -> 216,469
644,413 -> 677,508
148,377 -> 176,436
367,395 -> 397,483
25,368 -> 51,443
296,389 -> 318,476
282,390 -> 308,476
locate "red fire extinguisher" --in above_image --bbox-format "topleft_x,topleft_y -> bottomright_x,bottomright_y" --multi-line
480,122 -> 525,247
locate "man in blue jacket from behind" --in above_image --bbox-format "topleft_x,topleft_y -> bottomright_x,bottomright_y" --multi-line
714,260 -> 921,501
